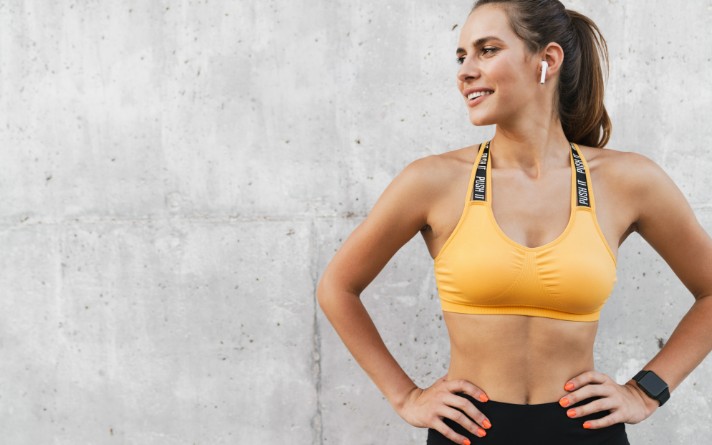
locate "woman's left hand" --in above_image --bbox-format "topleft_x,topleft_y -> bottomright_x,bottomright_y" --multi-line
559,370 -> 660,429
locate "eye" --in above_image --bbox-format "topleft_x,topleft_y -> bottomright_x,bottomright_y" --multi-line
481,47 -> 498,55
456,56 -> 466,65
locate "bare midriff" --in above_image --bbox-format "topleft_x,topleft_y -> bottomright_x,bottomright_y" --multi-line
443,311 -> 598,404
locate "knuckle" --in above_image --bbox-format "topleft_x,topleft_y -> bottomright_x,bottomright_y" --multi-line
610,412 -> 623,424
591,401 -> 605,414
461,402 -> 479,417
605,413 -> 619,426
451,396 -> 467,410
596,417 -> 610,428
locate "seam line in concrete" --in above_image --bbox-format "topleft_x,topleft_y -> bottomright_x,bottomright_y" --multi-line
309,217 -> 324,445
2,201 -> 712,228
0,213 -> 372,228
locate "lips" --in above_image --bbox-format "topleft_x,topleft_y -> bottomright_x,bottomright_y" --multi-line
467,90 -> 494,100
464,88 -> 494,107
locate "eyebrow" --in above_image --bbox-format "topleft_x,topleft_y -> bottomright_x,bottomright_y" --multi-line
456,36 -> 504,55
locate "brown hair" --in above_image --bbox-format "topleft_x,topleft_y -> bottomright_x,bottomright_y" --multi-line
471,0 -> 611,148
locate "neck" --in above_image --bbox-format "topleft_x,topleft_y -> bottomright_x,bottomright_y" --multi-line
489,107 -> 570,177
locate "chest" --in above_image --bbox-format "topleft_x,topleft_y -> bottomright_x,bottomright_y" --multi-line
489,168 -> 573,249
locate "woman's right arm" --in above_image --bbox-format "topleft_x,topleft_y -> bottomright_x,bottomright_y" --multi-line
317,156 -> 491,442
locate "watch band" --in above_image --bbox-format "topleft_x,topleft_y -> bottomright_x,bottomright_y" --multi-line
633,370 -> 670,406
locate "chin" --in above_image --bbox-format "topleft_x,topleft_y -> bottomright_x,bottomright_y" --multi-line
468,113 -> 496,127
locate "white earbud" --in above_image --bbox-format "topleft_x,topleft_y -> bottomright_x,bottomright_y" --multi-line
540,60 -> 548,84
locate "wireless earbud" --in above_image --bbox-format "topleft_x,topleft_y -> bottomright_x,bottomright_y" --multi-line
540,60 -> 548,84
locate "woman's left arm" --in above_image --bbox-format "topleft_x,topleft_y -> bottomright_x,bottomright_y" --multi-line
562,151 -> 712,428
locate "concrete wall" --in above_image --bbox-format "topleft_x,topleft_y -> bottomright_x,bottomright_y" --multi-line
0,0 -> 710,443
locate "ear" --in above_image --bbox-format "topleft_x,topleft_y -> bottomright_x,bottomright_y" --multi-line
538,42 -> 564,82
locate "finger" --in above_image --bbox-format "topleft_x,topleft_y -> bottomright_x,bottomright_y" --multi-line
444,393 -> 492,430
580,412 -> 622,430
564,397 -> 613,419
559,383 -> 613,408
430,418 -> 474,445
435,374 -> 449,385
439,406 -> 487,438
564,370 -> 610,391
445,379 -> 489,403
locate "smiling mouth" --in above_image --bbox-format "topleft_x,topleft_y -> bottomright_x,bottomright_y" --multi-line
467,90 -> 494,101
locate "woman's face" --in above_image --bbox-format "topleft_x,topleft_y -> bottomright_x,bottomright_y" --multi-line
456,5 -> 540,127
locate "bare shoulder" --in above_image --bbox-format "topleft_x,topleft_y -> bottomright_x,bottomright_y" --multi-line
392,145 -> 479,202
579,144 -> 665,194
401,145 -> 477,183
579,144 -> 653,171
584,143 -> 702,232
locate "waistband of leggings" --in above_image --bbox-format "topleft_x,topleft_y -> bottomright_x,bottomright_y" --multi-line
455,392 -> 599,411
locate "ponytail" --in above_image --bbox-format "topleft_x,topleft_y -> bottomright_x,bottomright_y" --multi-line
472,1 -> 612,147
562,10 -> 611,147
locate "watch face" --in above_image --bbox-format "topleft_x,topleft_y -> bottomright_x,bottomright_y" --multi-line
638,372 -> 667,397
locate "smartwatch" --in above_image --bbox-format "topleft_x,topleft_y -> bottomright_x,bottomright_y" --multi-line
632,370 -> 670,407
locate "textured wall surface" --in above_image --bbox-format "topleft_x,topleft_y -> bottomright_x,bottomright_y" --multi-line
0,0 -> 710,444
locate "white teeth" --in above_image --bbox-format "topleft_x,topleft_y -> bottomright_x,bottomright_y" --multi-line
467,90 -> 493,100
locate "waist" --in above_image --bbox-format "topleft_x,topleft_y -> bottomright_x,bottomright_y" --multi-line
445,367 -> 592,404
456,392 -> 598,411
444,312 -> 597,404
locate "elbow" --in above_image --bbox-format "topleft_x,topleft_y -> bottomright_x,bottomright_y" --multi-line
316,272 -> 338,312
316,276 -> 329,310
316,272 -> 359,313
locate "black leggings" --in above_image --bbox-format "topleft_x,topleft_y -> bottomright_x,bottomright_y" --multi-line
427,393 -> 629,444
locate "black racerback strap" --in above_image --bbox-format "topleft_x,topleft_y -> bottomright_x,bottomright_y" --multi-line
571,143 -> 591,207
471,141 -> 591,208
471,141 -> 490,201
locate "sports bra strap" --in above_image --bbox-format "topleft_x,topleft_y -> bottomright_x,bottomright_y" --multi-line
571,143 -> 591,208
471,141 -> 489,202
470,140 -> 594,209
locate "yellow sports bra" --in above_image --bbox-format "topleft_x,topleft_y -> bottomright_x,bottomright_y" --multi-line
433,141 -> 617,322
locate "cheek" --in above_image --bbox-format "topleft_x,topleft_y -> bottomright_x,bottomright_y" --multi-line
490,60 -> 522,92
493,64 -> 535,109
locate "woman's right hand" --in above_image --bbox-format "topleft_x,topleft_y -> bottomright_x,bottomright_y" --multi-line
397,375 -> 492,443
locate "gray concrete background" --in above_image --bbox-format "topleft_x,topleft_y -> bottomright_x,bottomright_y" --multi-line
0,0 -> 710,443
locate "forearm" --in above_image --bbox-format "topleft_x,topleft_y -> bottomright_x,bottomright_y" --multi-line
317,284 -> 418,412
633,295 -> 712,393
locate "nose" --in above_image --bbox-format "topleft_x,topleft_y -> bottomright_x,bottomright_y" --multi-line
457,55 -> 480,83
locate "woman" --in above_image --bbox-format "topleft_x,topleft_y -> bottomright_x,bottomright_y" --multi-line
317,1 -> 712,443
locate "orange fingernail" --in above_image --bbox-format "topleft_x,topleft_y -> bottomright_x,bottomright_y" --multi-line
478,428 -> 487,437
567,409 -> 576,418
483,419 -> 492,429
479,394 -> 489,403
559,398 -> 570,407
565,382 -> 575,391
463,439 -> 471,445
583,421 -> 592,429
